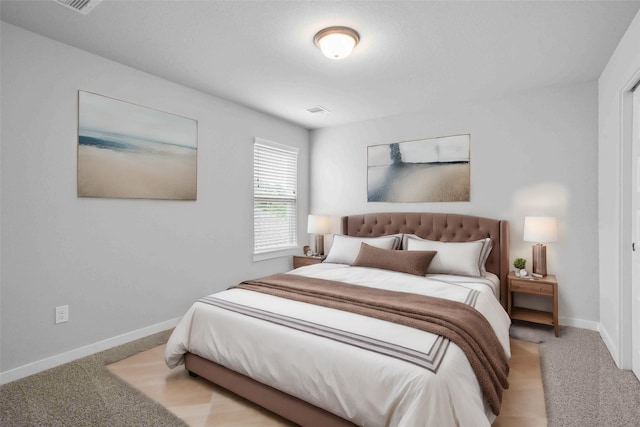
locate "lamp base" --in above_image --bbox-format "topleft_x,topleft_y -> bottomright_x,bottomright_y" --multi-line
315,234 -> 324,256
532,244 -> 547,276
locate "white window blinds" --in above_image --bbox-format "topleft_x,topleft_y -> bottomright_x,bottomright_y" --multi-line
253,139 -> 298,254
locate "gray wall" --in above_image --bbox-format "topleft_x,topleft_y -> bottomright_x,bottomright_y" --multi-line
310,81 -> 599,328
0,23 -> 309,374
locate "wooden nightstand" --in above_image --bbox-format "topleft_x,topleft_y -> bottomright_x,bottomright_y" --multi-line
293,255 -> 324,269
507,272 -> 559,337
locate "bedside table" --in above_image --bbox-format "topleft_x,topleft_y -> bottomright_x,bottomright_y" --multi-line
507,272 -> 559,337
293,255 -> 324,269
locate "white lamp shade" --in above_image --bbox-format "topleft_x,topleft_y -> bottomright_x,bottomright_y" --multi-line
307,215 -> 331,234
523,216 -> 558,243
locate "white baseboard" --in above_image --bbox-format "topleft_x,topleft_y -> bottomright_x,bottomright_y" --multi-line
0,317 -> 180,385
598,323 -> 620,367
559,316 -> 599,331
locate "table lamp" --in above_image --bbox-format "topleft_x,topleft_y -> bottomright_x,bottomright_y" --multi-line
523,216 -> 558,276
307,215 -> 330,256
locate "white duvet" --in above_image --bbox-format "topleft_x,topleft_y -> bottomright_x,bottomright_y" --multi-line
165,263 -> 511,427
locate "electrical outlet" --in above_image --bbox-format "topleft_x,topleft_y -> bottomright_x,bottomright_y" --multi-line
55,305 -> 69,324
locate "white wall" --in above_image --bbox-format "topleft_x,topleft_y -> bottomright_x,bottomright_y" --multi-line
310,82 -> 599,328
598,10 -> 640,369
0,23 -> 309,380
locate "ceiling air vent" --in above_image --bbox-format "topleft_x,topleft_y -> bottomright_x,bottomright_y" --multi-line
305,105 -> 331,115
53,0 -> 102,15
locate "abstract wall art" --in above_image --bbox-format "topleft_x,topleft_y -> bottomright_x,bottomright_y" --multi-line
367,134 -> 470,203
77,91 -> 198,200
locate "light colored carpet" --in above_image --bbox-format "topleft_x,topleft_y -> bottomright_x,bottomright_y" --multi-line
511,321 -> 640,427
0,330 -> 186,427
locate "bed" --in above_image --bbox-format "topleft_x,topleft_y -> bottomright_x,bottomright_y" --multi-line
165,212 -> 511,427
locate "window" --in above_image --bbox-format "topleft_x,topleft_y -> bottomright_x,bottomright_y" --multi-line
253,138 -> 298,255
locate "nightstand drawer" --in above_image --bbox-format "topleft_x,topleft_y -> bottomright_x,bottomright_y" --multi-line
293,256 -> 324,269
510,280 -> 554,295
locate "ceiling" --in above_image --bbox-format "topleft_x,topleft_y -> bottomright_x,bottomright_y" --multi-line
1,0 -> 639,130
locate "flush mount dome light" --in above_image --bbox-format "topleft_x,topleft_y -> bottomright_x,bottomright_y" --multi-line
314,26 -> 360,60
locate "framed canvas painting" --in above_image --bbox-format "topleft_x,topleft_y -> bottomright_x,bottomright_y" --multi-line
77,91 -> 198,200
367,134 -> 470,202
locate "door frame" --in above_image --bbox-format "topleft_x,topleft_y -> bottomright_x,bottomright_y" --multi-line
630,83 -> 640,379
619,71 -> 640,370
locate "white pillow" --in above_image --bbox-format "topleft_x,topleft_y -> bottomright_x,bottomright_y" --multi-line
324,235 -> 400,265
404,236 -> 492,277
478,237 -> 493,275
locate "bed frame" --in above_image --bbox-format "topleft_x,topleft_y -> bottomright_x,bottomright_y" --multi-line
185,212 -> 509,427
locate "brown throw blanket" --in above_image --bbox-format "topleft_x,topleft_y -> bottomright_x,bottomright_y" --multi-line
234,273 -> 509,416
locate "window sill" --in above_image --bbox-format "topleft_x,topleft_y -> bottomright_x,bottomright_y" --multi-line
253,246 -> 299,262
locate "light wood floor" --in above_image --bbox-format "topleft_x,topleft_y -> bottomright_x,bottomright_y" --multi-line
493,339 -> 547,427
107,339 -> 546,426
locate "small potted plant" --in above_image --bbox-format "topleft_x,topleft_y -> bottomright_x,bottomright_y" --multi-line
513,258 -> 527,277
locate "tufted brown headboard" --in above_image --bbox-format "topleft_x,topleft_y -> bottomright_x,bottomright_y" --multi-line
341,212 -> 510,308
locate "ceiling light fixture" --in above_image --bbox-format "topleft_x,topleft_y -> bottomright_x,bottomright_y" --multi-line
314,26 -> 360,60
